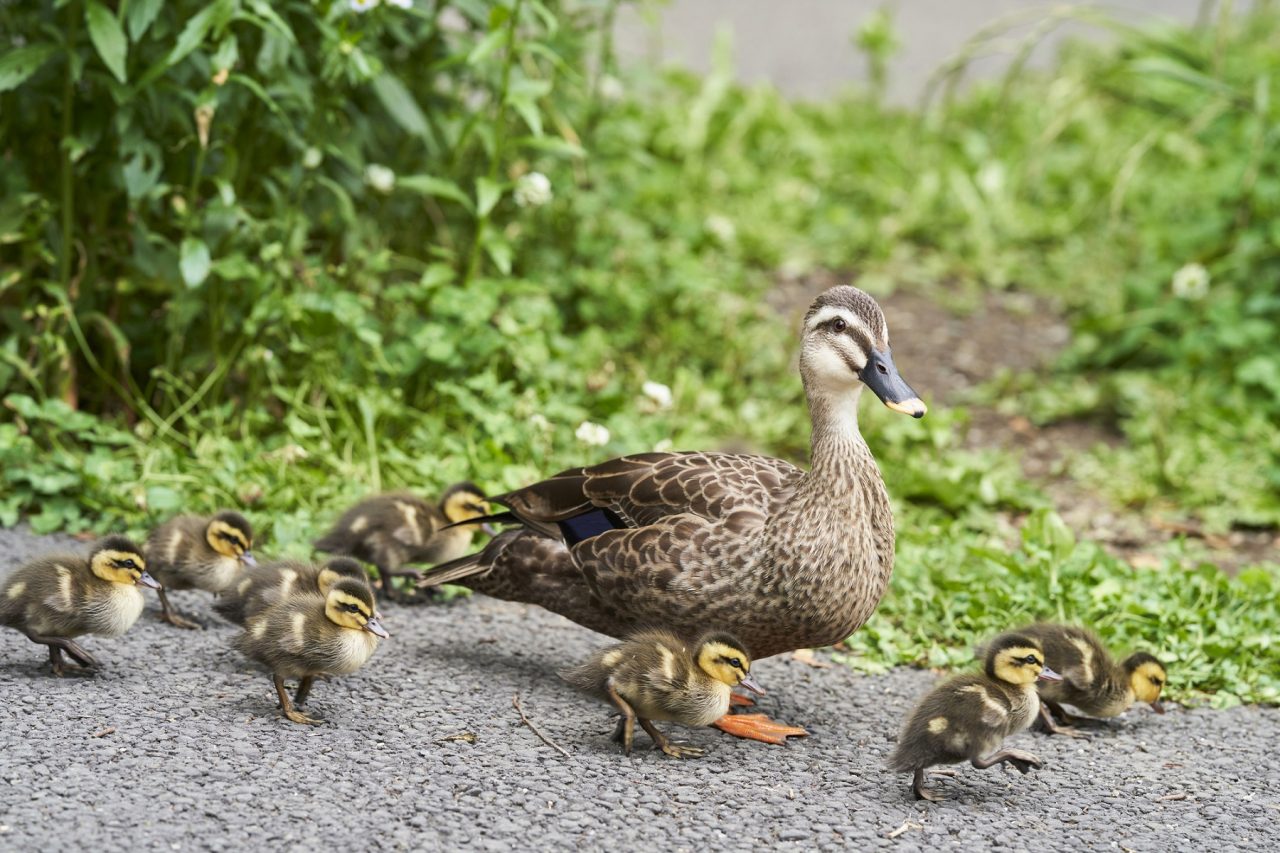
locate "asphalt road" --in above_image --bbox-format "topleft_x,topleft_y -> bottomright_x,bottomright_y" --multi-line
1,525 -> 1277,852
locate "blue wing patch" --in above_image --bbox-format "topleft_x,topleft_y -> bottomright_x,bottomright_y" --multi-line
558,508 -> 626,546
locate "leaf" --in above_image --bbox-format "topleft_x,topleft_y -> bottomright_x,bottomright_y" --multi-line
85,1 -> 129,84
483,234 -> 512,275
371,73 -> 429,139
467,30 -> 505,66
179,237 -> 211,288
476,177 -> 502,218
0,43 -> 59,93
125,0 -> 165,42
398,175 -> 474,212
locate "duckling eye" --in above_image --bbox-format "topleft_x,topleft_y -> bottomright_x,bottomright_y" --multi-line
831,318 -> 847,333
1023,655 -> 1040,666
343,603 -> 361,614
729,658 -> 742,670
116,559 -> 137,570
1151,677 -> 1163,687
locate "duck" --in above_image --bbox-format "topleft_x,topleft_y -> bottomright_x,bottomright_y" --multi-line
416,286 -> 926,741
560,629 -> 771,758
213,557 -> 371,626
1013,622 -> 1167,736
889,632 -> 1063,802
0,535 -> 160,675
234,577 -> 388,725
313,483 -> 491,601
145,510 -> 258,629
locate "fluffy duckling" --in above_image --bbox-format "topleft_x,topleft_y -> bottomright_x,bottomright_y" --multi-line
890,632 -> 1062,801
1015,623 -> 1167,736
213,557 -> 371,626
234,578 -> 388,725
560,629 -> 765,758
313,483 -> 490,601
145,510 -> 257,629
0,535 -> 160,675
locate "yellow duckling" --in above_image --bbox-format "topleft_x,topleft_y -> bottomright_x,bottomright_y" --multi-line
145,510 -> 258,629
0,535 -> 160,675
214,557 -> 371,626
313,483 -> 491,601
889,632 -> 1062,801
560,629 -> 766,758
1015,623 -> 1167,736
235,578 -> 388,725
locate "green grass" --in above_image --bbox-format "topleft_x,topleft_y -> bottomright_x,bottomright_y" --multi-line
1,2 -> 1278,705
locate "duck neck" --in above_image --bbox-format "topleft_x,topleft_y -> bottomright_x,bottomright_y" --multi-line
804,384 -> 876,489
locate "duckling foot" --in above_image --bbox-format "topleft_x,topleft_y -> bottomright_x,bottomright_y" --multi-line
972,748 -> 1042,775
157,590 -> 202,630
274,675 -> 324,725
638,719 -> 705,759
27,633 -> 96,676
912,769 -> 944,802
1037,704 -> 1090,739
712,713 -> 808,744
377,568 -> 428,604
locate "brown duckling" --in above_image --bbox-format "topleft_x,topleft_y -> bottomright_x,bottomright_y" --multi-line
145,510 -> 257,629
313,483 -> 490,601
234,578 -> 388,725
0,535 -> 160,675
560,629 -> 767,758
890,632 -> 1062,802
1015,623 -> 1167,736
214,557 -> 371,626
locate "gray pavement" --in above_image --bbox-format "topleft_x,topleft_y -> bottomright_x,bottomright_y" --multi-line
1,525 -> 1277,851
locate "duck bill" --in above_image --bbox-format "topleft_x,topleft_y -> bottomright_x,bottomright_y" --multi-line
1037,666 -> 1063,683
240,551 -> 258,567
859,348 -> 926,418
480,522 -> 499,537
135,571 -> 163,590
1150,700 -> 1165,714
364,617 -> 390,639
739,674 -> 767,696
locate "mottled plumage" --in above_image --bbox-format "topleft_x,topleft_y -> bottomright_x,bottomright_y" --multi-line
561,629 -> 765,758
890,633 -> 1060,801
214,557 -> 371,626
418,286 -> 926,661
145,510 -> 257,628
0,535 -> 159,675
313,484 -> 488,600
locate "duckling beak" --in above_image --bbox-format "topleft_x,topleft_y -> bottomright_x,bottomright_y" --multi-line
739,674 -> 767,696
364,616 -> 390,639
1037,666 -> 1063,683
1150,700 -> 1165,714
135,571 -> 162,590
859,348 -> 926,418
481,523 -> 499,537
240,551 -> 258,567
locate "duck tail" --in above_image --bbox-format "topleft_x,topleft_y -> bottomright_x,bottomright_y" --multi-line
415,553 -> 487,588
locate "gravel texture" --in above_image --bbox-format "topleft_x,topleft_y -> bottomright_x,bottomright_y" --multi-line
1,525 -> 1277,852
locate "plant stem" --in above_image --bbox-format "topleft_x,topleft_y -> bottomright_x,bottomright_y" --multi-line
58,6 -> 79,290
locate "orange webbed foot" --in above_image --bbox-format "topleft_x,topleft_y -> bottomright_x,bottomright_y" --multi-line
713,713 -> 808,745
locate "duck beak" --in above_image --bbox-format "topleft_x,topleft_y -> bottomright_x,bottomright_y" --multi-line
739,674 -> 767,696
1150,700 -> 1165,714
364,616 -> 390,639
1037,666 -> 1063,683
859,348 -> 926,418
240,551 -> 258,567
135,571 -> 162,590
481,523 -> 499,537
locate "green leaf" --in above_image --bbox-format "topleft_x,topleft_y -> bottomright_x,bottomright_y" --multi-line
467,30 -> 505,65
484,235 -> 513,275
86,1 -> 129,83
476,177 -> 502,218
371,73 -> 429,139
398,175 -> 475,212
0,43 -> 59,93
125,0 -> 164,41
179,237 -> 211,288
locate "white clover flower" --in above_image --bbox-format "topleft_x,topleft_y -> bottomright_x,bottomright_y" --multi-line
364,163 -> 396,194
704,214 -> 736,243
350,0 -> 380,13
514,172 -> 553,207
575,421 -> 610,447
642,380 -> 673,409
598,74 -> 625,102
302,147 -> 323,169
386,0 -> 413,8
1171,263 -> 1209,300
528,413 -> 551,432
652,438 -> 674,453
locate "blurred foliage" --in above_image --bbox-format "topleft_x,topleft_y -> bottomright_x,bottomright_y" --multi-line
1,2 -> 1277,702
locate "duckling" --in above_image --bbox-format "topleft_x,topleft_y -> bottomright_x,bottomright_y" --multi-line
559,629 -> 766,758
213,557 -> 371,626
0,535 -> 160,675
1015,623 -> 1167,736
234,577 -> 388,725
889,632 -> 1063,802
145,510 -> 257,629
313,483 -> 490,601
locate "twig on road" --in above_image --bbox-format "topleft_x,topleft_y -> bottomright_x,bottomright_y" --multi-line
512,692 -> 573,760
885,820 -> 922,839
91,727 -> 115,738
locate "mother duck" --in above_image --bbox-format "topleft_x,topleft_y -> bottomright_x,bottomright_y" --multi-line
421,286 -> 925,738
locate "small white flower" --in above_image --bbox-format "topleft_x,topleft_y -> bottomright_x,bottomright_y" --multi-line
642,381 -> 673,409
302,147 -> 323,169
976,161 -> 1005,195
514,172 -> 553,208
575,421 -> 610,447
364,163 -> 396,194
653,438 -> 674,453
598,74 -> 625,102
350,0 -> 380,13
386,0 -> 413,8
704,214 -> 736,243
528,413 -> 551,432
1171,263 -> 1209,300
272,443 -> 310,464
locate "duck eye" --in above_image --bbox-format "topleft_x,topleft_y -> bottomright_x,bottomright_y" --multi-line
831,318 -> 847,333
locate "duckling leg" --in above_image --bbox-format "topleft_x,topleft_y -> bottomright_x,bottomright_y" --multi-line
912,768 -> 944,802
1037,703 -> 1089,739
273,674 -> 323,725
605,679 -> 637,755
294,676 -> 315,707
157,588 -> 202,630
637,718 -> 705,759
1042,699 -> 1085,726
971,748 -> 1043,775
24,631 -> 96,675
712,713 -> 808,745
